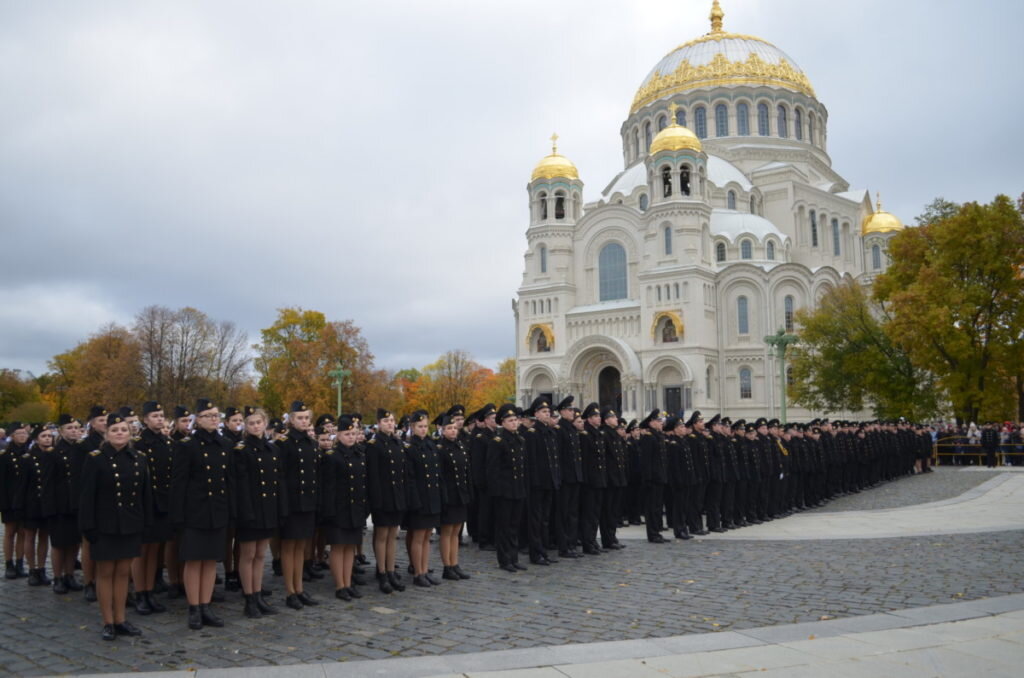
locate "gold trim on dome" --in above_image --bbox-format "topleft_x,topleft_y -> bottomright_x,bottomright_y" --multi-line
651,311 -> 684,339
860,193 -> 904,236
526,323 -> 555,350
531,132 -> 580,181
631,49 -> 816,114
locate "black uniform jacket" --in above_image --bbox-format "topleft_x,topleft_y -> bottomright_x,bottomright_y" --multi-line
71,430 -> 104,509
79,442 -> 153,537
277,427 -> 319,514
17,445 -> 47,521
0,441 -> 27,514
43,437 -> 78,516
486,429 -> 528,500
170,427 -> 235,530
557,423 -> 584,484
318,442 -> 367,530
234,434 -> 288,531
405,433 -> 445,515
438,436 -> 472,506
638,429 -> 668,485
602,425 -> 628,488
580,424 -> 608,489
135,427 -> 175,515
365,432 -> 408,512
525,421 -> 561,491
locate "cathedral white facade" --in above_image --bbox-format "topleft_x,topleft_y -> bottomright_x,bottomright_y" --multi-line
513,1 -> 904,422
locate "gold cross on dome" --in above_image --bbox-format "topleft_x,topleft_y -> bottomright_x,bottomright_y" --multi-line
550,132 -> 559,154
668,102 -> 679,123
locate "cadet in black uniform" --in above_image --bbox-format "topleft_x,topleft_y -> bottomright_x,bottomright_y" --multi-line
486,404 -> 528,572
523,396 -> 560,566
365,408 -> 408,593
221,407 -> 244,593
600,408 -> 628,550
319,415 -> 367,601
469,404 -> 497,551
276,401 -> 320,609
20,425 -> 53,586
131,402 -> 172,615
171,398 -> 234,630
47,414 -> 83,593
234,406 -> 285,616
75,406 -> 108,601
405,411 -> 445,587
437,414 -> 472,580
579,403 -> 607,555
2,423 -> 29,580
78,412 -> 152,641
637,409 -> 668,543
555,398 -> 583,559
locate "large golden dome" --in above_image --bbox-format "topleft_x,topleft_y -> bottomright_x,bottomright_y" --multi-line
862,195 -> 904,236
631,1 -> 815,114
650,104 -> 703,154
531,133 -> 579,182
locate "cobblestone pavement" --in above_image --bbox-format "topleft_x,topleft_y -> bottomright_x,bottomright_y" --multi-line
1,526 -> 1022,676
805,468 -> 1002,513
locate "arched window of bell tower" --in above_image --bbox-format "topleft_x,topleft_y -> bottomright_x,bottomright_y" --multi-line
554,191 -> 565,220
680,165 -> 691,196
538,192 -> 548,220
661,166 -> 673,198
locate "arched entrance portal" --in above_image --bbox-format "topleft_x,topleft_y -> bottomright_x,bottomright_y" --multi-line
598,366 -> 622,414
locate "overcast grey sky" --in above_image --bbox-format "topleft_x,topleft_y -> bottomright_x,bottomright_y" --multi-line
2,0 -> 1021,377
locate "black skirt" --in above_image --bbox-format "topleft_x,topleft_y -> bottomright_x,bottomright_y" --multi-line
47,514 -> 80,548
143,514 -> 174,544
21,517 -> 45,530
236,526 -> 276,542
178,527 -> 226,561
407,512 -> 440,531
92,532 -> 142,561
440,504 -> 468,526
371,509 -> 403,528
323,526 -> 363,545
279,511 -> 315,540
1,510 -> 23,524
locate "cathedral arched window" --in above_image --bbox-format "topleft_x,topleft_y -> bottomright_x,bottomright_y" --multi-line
657,285 -> 662,302
794,108 -> 803,141
674,282 -> 680,298
675,106 -> 686,127
831,218 -> 841,255
767,240 -> 775,260
657,114 -> 667,131
809,210 -> 818,247
737,102 -> 750,136
639,193 -> 649,211
757,103 -> 770,136
694,106 -> 707,139
539,192 -> 548,220
872,244 -> 882,270
539,245 -> 547,274
680,166 -> 691,196
739,368 -> 752,399
784,295 -> 795,332
633,129 -> 640,157
598,242 -> 628,301
737,296 -> 749,334
554,191 -> 565,220
644,121 -> 653,151
715,104 -> 729,136
727,190 -> 737,210
664,226 -> 673,255
661,166 -> 673,198
740,239 -> 753,260
716,242 -> 726,262
777,105 -> 788,138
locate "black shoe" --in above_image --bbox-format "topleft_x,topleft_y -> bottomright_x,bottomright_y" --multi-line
188,605 -> 203,630
272,559 -> 283,576
200,604 -> 224,627
712,528 -> 726,533
302,567 -> 312,582
347,586 -> 363,599
146,591 -> 166,614
387,571 -> 406,592
255,592 -> 278,614
225,572 -> 241,592
244,594 -> 262,618
285,593 -> 304,610
426,572 -> 442,585
453,565 -> 471,579
38,568 -> 52,584
15,559 -> 27,578
442,566 -> 460,581
335,587 -> 352,601
353,564 -> 366,575
513,563 -> 528,571
27,568 -> 42,587
53,575 -> 69,594
352,573 -> 368,586
500,563 -> 517,572
115,621 -> 143,636
297,591 -> 318,606
355,553 -> 369,565
413,574 -> 431,587
134,591 -> 153,615
304,561 -> 323,580
64,574 -> 83,591
126,590 -> 137,607
407,563 -> 416,575
5,560 -> 17,579
84,582 -> 97,602
648,535 -> 667,544
583,546 -> 601,555
696,530 -> 709,536
530,557 -> 550,566
101,624 -> 116,641
376,572 -> 393,594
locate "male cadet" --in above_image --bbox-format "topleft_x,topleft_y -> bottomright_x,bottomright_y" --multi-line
223,408 -> 245,444
768,419 -> 790,516
742,422 -> 764,523
52,414 -> 84,593
599,408 -> 627,550
74,405 -> 108,602
578,403 -> 607,555
637,409 -> 668,543
469,404 -> 497,551
728,419 -> 750,527
171,406 -> 192,441
624,420 -> 643,525
486,404 -> 528,572
754,418 -> 776,519
522,396 -> 560,566
701,414 -> 725,533
554,397 -> 584,559
717,417 -> 741,529
685,411 -> 710,535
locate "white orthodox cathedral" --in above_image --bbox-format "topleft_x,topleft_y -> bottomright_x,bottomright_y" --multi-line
513,1 -> 904,422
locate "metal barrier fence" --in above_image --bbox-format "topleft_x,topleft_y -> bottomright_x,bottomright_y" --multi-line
932,442 -> 1024,466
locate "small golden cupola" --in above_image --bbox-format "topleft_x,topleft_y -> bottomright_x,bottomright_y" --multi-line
861,193 -> 904,235
531,133 -> 579,182
649,102 -> 703,154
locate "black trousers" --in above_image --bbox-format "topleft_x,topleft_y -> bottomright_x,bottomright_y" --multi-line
493,496 -> 524,567
704,481 -> 722,529
527,488 -> 554,561
600,486 -> 623,547
721,481 -> 735,526
643,483 -> 665,540
669,486 -> 687,534
579,485 -> 604,548
475,487 -> 495,547
557,483 -> 581,553
686,484 -> 704,533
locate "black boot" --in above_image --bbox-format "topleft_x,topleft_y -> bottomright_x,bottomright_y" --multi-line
347,585 -> 363,599
442,566 -> 460,581
297,591 -> 318,606
53,574 -> 69,594
335,587 -> 352,601
146,591 -> 166,614
387,570 -> 405,592
199,603 -> 224,627
413,574 -> 431,587
285,593 -> 303,610
255,591 -> 278,614
64,574 -> 83,591
134,590 -> 154,615
304,560 -> 323,579
376,571 -> 393,594
27,568 -> 42,586
84,582 -> 97,602
114,621 -> 142,636
453,565 -> 471,580
101,623 -> 116,641
15,558 -> 27,578
38,567 -> 51,585
243,594 -> 262,618
188,605 -> 202,630
4,560 -> 16,579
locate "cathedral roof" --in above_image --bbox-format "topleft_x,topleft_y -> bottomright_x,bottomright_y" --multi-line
861,195 -> 904,236
531,133 -> 579,182
707,155 -> 751,191
711,209 -> 788,243
631,2 -> 815,113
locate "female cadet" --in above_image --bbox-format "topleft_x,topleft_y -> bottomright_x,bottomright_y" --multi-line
19,426 -> 52,586
47,414 -> 84,593
318,415 -> 367,601
365,409 -> 407,593
130,402 -> 173,615
171,398 -> 234,630
437,414 -> 472,581
78,412 -> 152,640
277,401 -> 320,610
233,406 -> 284,617
405,411 -> 444,587
1,423 -> 28,579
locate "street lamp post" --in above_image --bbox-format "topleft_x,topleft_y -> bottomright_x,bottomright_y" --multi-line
328,361 -> 351,418
763,328 -> 799,424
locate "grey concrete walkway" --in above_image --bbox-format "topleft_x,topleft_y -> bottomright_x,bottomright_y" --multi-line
94,594 -> 1024,678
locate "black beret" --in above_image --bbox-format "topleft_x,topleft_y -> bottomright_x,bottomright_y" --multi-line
337,416 -> 357,432
528,396 -> 551,414
315,414 -> 335,428
195,398 -> 215,414
745,423 -> 757,433
409,411 -> 429,425
290,401 -> 309,413
707,413 -> 721,426
57,413 -> 79,426
625,419 -> 638,432
243,405 -> 259,418
174,405 -> 191,419
664,415 -> 680,431
581,402 -> 600,419
224,407 -> 240,418
397,415 -> 410,428
447,404 -> 465,418
376,408 -> 392,422
497,403 -> 518,421
141,401 -> 163,416
350,412 -> 362,422
106,412 -> 127,427
87,405 -> 108,421
600,407 -> 618,421
685,410 -> 702,427
754,417 -> 768,428
477,404 -> 496,422
117,406 -> 135,419
555,395 -> 574,411
767,418 -> 780,428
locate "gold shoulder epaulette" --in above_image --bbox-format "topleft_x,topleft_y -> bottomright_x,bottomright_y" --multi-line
325,449 -> 334,455
181,436 -> 192,442
528,427 -> 535,433
494,436 -> 502,442
580,430 -> 588,436
234,442 -> 245,450
89,449 -> 101,456
367,438 -> 377,444
553,424 -> 560,430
